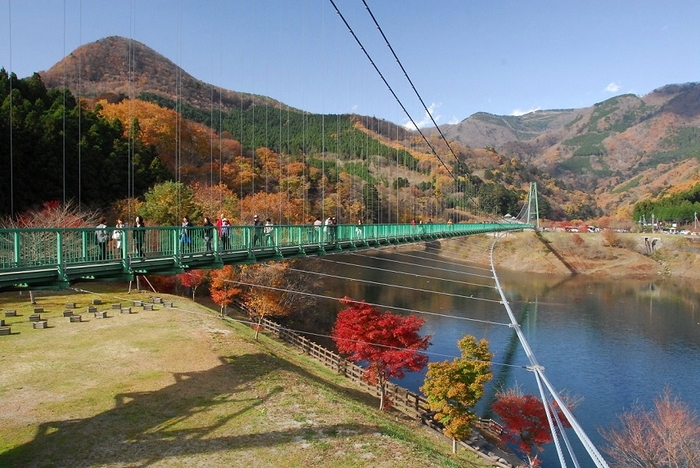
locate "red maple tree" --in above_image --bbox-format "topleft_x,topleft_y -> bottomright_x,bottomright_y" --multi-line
492,389 -> 572,467
177,269 -> 209,301
331,297 -> 431,410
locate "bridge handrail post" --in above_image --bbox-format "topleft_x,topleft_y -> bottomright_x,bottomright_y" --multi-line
81,229 -> 90,261
12,231 -> 20,265
173,228 -> 182,259
56,231 -> 65,276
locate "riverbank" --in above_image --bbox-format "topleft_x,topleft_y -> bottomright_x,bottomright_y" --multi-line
434,230 -> 700,286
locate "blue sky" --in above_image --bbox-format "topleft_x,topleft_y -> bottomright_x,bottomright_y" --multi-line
1,0 -> 699,128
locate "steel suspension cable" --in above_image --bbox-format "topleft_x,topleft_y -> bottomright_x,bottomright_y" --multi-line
327,0 -> 455,181
219,51 -> 223,213
223,278 -> 509,327
392,249 -> 494,274
128,1 -> 135,216
317,257 -> 497,291
348,251 -> 495,280
7,0 -> 14,216
78,0 -> 82,207
532,367 -> 569,467
62,0 -> 66,205
71,286 -> 522,369
360,0 -> 463,173
286,266 -> 503,305
490,232 -> 609,467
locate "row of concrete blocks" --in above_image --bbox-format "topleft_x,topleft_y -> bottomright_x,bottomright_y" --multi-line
2,299 -> 173,316
0,298 -> 174,334
64,297 -> 170,309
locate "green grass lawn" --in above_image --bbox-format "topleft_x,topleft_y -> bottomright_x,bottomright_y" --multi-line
0,283 -> 493,468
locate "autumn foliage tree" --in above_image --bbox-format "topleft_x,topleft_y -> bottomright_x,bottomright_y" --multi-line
0,200 -> 99,229
420,335 -> 492,451
331,297 -> 431,410
235,262 -> 319,338
177,269 -> 209,301
139,181 -> 200,226
601,389 -> 700,468
492,388 -> 573,467
0,200 -> 101,304
209,265 -> 241,316
99,98 -> 227,182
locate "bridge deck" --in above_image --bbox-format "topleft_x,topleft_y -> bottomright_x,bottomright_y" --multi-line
0,222 -> 529,291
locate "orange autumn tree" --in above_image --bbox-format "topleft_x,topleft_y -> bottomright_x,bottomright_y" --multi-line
421,335 -> 492,453
209,265 -> 241,316
331,297 -> 431,410
191,182 -> 238,223
238,191 -> 306,225
235,262 -> 319,338
98,99 -> 232,182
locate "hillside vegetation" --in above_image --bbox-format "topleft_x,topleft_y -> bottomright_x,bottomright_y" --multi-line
4,35 -> 700,224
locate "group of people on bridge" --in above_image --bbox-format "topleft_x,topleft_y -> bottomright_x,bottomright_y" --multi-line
94,213 -> 455,260
94,213 -> 301,260
95,215 -> 145,260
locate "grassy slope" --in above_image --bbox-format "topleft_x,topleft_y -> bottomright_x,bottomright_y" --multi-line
0,284 -> 490,468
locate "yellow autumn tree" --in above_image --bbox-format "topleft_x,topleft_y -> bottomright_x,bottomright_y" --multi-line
98,98 -> 238,183
191,182 -> 238,222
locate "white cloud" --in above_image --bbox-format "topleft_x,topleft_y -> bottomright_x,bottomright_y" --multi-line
403,102 -> 441,130
605,82 -> 621,93
510,106 -> 541,117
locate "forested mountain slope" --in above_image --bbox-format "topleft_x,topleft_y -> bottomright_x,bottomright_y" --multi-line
431,84 -> 700,218
13,35 -> 699,222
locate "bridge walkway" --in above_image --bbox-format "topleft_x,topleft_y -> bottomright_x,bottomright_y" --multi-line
0,222 -> 529,291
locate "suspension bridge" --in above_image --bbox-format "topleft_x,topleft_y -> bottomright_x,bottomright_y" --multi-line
0,220 -> 528,292
0,0 -> 615,465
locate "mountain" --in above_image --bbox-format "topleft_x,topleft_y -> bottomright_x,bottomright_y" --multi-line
40,36 -> 291,113
429,84 -> 700,217
38,36 -> 700,221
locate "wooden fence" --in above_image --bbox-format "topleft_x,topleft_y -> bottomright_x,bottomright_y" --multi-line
255,317 -> 507,440
267,318 -> 432,417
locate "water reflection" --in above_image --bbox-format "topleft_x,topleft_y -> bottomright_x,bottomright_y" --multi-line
301,247 -> 700,466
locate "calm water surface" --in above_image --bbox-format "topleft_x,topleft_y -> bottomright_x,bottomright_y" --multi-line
307,247 -> 700,467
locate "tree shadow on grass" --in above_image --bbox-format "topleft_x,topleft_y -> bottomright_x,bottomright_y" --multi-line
0,353 -> 379,467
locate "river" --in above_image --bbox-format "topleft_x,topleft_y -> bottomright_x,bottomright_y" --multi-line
301,244 -> 700,467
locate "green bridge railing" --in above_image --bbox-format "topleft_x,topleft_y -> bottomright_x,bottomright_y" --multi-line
0,222 -> 530,291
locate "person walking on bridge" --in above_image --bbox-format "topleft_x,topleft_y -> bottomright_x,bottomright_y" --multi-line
252,215 -> 263,247
313,217 -> 322,242
220,218 -> 231,251
181,216 -> 194,253
95,217 -> 109,260
216,213 -> 225,237
202,216 -> 215,252
264,218 -> 275,246
133,216 -> 146,259
112,218 -> 125,258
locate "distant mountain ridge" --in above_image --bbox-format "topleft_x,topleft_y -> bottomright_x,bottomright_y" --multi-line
429,83 -> 700,217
